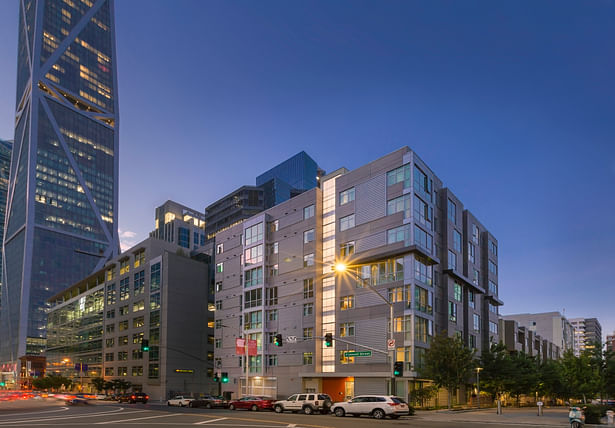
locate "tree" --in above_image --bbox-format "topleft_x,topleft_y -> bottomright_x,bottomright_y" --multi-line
32,377 -> 52,390
421,334 -> 476,410
409,384 -> 438,408
508,352 -> 539,406
537,358 -> 563,402
479,343 -> 515,413
110,378 -> 132,393
560,350 -> 596,403
91,377 -> 105,393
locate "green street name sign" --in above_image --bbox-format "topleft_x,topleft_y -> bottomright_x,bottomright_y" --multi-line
344,351 -> 372,357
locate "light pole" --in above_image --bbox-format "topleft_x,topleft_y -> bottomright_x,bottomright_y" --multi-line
334,263 -> 397,396
476,367 -> 482,409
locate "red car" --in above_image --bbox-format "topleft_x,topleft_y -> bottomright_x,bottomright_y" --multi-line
228,396 -> 275,411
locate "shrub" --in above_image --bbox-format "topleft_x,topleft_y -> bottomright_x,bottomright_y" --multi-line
583,404 -> 606,424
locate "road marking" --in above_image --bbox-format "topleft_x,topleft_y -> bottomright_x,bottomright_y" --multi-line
0,406 -> 70,417
95,413 -> 178,424
0,407 -> 135,424
193,418 -> 228,425
287,425 -> 297,427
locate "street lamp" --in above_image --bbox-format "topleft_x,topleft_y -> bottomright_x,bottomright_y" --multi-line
476,367 -> 482,409
334,262 -> 397,396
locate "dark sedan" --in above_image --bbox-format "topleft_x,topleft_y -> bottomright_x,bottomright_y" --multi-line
228,396 -> 275,411
118,392 -> 149,403
189,395 -> 228,408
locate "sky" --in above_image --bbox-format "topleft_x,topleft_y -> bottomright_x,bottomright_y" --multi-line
0,1 -> 614,339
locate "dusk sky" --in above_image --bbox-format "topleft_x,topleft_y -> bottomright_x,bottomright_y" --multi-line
0,1 -> 613,338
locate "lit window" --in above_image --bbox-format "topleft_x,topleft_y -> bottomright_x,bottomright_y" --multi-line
339,188 -> 355,205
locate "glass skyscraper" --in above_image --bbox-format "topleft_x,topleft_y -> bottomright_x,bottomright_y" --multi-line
0,0 -> 119,372
0,139 -> 12,310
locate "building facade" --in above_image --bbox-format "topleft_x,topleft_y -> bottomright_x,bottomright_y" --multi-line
0,139 -> 12,309
499,319 -> 561,361
150,200 -> 206,251
569,317 -> 602,356
214,147 -> 501,400
1,0 -> 120,376
46,238 -> 214,400
502,312 -> 574,353
606,332 -> 615,353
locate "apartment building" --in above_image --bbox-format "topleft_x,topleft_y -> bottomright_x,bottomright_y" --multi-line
569,317 -> 602,356
499,319 -> 561,361
502,312 -> 574,353
214,147 -> 501,400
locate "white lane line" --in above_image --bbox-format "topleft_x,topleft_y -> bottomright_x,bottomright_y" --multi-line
95,413 -> 178,424
0,406 -> 70,417
0,408 -> 144,425
193,417 -> 228,425
287,425 -> 297,428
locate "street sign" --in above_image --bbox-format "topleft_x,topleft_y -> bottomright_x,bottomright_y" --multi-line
344,351 -> 372,357
387,339 -> 396,350
286,336 -> 297,344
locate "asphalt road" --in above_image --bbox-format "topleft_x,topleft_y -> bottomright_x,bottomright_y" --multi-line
0,401 -> 573,427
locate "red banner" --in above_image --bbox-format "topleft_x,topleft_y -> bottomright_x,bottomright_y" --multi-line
236,338 -> 245,355
248,339 -> 258,356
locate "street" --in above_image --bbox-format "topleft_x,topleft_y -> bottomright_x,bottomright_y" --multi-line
0,401 -> 575,427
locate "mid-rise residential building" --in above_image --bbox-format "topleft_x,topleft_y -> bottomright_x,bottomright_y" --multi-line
502,312 -> 574,353
569,317 -> 602,356
46,237 -> 214,400
150,200 -> 206,251
0,139 -> 12,309
1,0 -> 120,380
606,332 -> 615,353
214,147 -> 502,401
499,319 -> 561,360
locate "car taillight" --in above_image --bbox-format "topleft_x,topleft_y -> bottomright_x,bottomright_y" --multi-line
146,395 -> 149,399
131,395 -> 136,398
389,402 -> 400,406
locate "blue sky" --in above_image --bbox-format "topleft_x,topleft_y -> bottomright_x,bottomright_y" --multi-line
0,1 -> 613,338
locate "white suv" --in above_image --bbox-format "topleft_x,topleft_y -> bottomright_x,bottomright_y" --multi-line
331,395 -> 409,419
167,395 -> 194,407
274,393 -> 332,415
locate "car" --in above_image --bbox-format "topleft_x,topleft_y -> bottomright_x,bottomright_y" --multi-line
228,396 -> 275,411
119,392 -> 149,403
167,395 -> 194,407
273,393 -> 332,415
66,395 -> 90,405
331,395 -> 410,419
189,395 -> 229,408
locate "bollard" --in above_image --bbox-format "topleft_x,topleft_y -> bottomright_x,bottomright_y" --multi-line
537,401 -> 543,416
606,410 -> 614,425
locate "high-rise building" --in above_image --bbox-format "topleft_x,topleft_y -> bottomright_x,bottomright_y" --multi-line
0,0 -> 120,376
606,332 -> 615,353
569,317 -> 602,356
150,200 -> 206,251
0,139 -> 13,309
502,312 -> 574,353
214,147 -> 501,400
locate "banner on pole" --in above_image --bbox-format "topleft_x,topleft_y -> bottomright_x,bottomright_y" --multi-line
236,338 -> 246,355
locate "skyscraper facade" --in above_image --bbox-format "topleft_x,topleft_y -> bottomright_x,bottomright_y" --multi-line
0,0 -> 120,373
0,139 -> 13,309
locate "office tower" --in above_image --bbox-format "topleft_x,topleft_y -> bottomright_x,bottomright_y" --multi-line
214,147 -> 502,400
0,139 -> 12,309
570,317 -> 602,356
150,200 -> 206,251
502,312 -> 575,353
0,0 -> 120,379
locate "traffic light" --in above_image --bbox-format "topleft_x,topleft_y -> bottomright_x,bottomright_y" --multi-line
221,372 -> 229,383
0,381 -> 5,387
324,333 -> 333,347
274,334 -> 283,347
213,373 -> 219,382
141,339 -> 150,352
393,361 -> 403,377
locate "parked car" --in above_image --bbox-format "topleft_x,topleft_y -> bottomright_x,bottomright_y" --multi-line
331,395 -> 410,419
228,396 -> 275,411
189,395 -> 229,408
167,395 -> 194,407
273,393 -> 332,415
118,392 -> 149,403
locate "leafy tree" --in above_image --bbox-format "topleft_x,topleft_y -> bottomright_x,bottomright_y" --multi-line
604,351 -> 615,399
479,343 -> 515,413
32,377 -> 51,390
421,334 -> 475,409
103,381 -> 114,395
91,377 -> 105,393
508,352 -> 539,406
110,378 -> 132,393
409,384 -> 438,408
537,358 -> 563,402
560,350 -> 596,403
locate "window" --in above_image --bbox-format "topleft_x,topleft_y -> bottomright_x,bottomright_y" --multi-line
134,270 -> 145,296
489,260 -> 497,275
339,214 -> 355,231
117,367 -> 128,376
473,314 -> 481,331
449,301 -> 457,322
119,305 -> 129,315
216,243 -> 224,254
105,338 -> 114,347
303,352 -> 313,365
453,230 -> 461,252
132,332 -> 144,344
245,222 -> 264,245
133,317 -> 144,329
354,257 -> 404,286
469,335 -> 476,349
339,322 -> 355,337
489,303 -> 498,314
148,364 -> 159,379
178,227 -> 190,248
150,262 -> 161,292
339,350 -> 356,364
303,327 -> 313,339
388,225 -> 409,245
303,229 -> 315,244
303,204 -> 315,219
214,338 -> 222,348
215,319 -> 222,329
106,324 -> 115,334
414,257 -> 432,285
120,277 -> 130,301
414,225 -> 432,252
415,286 -> 433,314
150,311 -> 160,327
339,241 -> 355,257
120,259 -> 130,275
490,321 -> 498,334
106,284 -> 116,305
150,293 -> 160,310
388,285 -> 411,305
215,300 -> 222,310
244,311 -> 262,330
271,242 -> 278,255
119,320 -> 128,331
245,267 -> 263,287
303,253 -> 314,267
133,300 -> 145,312
489,280 -> 498,294
489,240 -> 497,256
303,279 -> 314,298
216,263 -> 223,273
266,309 -> 278,321
339,188 -> 355,205
472,224 -> 479,244
270,219 -> 279,233
244,289 -> 262,308
132,349 -> 143,360
447,199 -> 456,224
413,165 -> 431,196
473,269 -> 479,285
105,352 -> 114,362
448,250 -> 457,270
340,295 -> 354,310
387,164 -> 411,187
387,194 -> 411,218
415,316 -> 433,343
245,244 -> 263,265
468,290 -> 475,309
215,281 -> 223,292
454,282 -> 462,301
134,249 -> 145,268
131,366 -> 143,377
303,303 -> 313,316
119,336 -> 128,345
267,355 -> 278,367
107,266 -> 116,281
265,287 -> 278,305
413,195 -> 433,229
